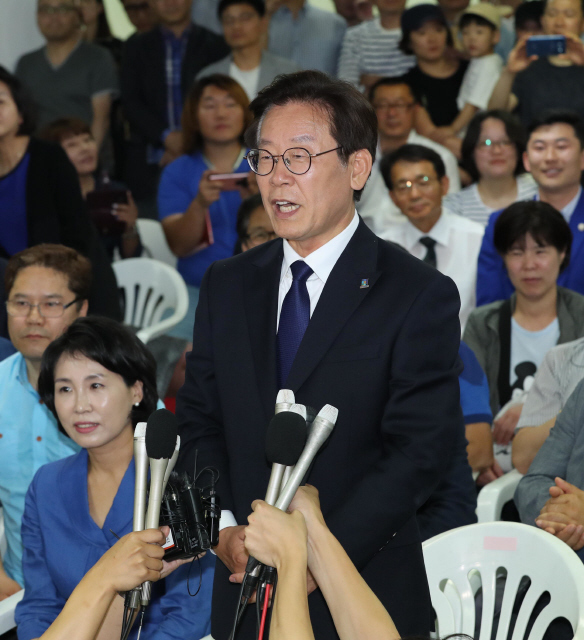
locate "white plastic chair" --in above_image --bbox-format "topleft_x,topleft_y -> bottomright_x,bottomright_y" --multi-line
423,521 -> 584,640
112,258 -> 188,344
0,507 -> 24,635
476,469 -> 524,523
136,219 -> 178,268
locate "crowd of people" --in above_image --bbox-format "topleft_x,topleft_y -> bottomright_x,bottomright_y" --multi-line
2,0 -> 584,637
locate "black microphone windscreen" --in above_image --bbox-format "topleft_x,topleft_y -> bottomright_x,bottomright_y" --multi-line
145,409 -> 177,459
265,412 -> 307,466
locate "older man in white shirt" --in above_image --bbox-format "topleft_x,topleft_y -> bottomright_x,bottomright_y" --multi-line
379,143 -> 483,330
358,76 -> 461,235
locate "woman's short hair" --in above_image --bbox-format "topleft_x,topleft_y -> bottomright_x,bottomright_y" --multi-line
461,110 -> 527,182
399,4 -> 452,55
494,201 -> 572,271
38,317 -> 159,435
0,66 -> 37,136
244,70 -> 378,201
38,117 -> 92,145
182,74 -> 252,154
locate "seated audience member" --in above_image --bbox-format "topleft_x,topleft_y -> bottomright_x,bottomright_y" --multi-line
358,76 -> 461,233
477,110 -> 584,305
0,68 -> 121,320
464,201 -> 584,477
244,486 -> 400,640
513,335 -> 584,473
443,110 -> 537,227
38,528 -> 191,640
400,5 -> 469,157
236,192 -> 276,253
158,75 -> 254,339
488,0 -> 584,128
266,0 -> 346,76
15,0 -> 118,152
121,0 -> 159,33
514,0 -> 544,42
515,377 -> 584,558
0,245 -> 90,597
380,144 -> 483,330
121,0 -> 229,213
39,117 -> 142,262
15,317 -> 214,639
79,0 -> 123,67
196,0 -> 299,101
337,0 -> 415,91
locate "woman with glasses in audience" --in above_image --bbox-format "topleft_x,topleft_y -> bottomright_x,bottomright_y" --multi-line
15,317 -> 214,640
444,110 -> 538,227
463,201 -> 584,485
158,74 -> 257,339
235,193 -> 277,254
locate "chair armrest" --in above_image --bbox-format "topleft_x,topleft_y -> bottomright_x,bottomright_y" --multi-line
0,589 -> 24,635
476,469 -> 524,523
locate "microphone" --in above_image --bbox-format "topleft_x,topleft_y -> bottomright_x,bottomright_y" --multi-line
276,404 -> 337,511
141,408 -> 178,606
275,389 -> 295,414
280,405 -> 317,493
133,422 -> 148,533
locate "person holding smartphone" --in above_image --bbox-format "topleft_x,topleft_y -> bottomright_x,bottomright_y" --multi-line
488,0 -> 584,128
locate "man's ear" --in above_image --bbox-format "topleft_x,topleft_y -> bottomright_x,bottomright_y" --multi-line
350,149 -> 373,193
523,150 -> 531,173
78,299 -> 89,318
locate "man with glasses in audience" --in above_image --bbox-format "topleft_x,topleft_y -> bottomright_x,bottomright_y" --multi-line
0,244 -> 89,600
15,0 -> 118,152
176,70 -> 464,640
358,76 -> 461,235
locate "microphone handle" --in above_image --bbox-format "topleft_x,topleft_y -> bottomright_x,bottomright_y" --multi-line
264,463 -> 285,506
133,440 -> 148,532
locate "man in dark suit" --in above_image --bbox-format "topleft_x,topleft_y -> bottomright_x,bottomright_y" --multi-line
121,0 -> 229,210
176,70 -> 464,639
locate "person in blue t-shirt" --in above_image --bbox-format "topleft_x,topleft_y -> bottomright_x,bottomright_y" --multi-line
158,74 -> 258,340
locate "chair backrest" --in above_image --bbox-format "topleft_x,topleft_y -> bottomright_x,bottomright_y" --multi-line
112,258 -> 188,343
423,522 -> 584,640
136,219 -> 177,268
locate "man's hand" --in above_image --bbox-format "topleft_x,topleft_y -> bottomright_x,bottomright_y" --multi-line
113,191 -> 139,230
506,36 -> 538,74
538,477 -> 584,525
476,459 -> 505,486
216,525 -> 249,576
493,404 -> 523,445
0,572 -> 21,601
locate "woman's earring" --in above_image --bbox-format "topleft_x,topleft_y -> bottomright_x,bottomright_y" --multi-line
134,402 -> 140,407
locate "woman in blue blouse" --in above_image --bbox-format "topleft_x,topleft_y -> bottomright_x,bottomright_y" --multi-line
15,317 -> 214,640
158,74 -> 256,339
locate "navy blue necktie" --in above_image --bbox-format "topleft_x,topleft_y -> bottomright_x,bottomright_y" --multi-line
277,260 -> 313,388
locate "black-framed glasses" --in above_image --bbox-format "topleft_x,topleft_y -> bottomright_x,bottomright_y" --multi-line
245,146 -> 342,176
6,298 -> 81,318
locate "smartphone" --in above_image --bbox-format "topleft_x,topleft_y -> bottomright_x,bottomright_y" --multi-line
208,173 -> 249,191
526,35 -> 566,57
86,189 -> 128,236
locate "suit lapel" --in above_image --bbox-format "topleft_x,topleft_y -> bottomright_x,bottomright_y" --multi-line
286,221 -> 381,392
244,240 -> 284,422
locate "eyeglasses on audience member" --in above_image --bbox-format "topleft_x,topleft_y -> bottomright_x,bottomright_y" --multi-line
393,175 -> 439,193
6,298 -> 81,318
245,146 -> 342,176
475,138 -> 514,151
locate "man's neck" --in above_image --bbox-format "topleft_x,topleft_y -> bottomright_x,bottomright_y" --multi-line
538,184 -> 581,212
378,10 -> 401,30
410,209 -> 441,234
232,43 -> 262,70
163,18 -> 192,39
379,132 -> 409,155
288,208 -> 355,257
45,34 -> 81,66
282,0 -> 305,20
24,357 -> 42,391
82,22 -> 99,43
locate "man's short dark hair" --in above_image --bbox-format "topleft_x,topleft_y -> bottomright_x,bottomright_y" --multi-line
244,70 -> 378,202
459,13 -> 496,30
368,75 -> 421,105
527,109 -> 584,148
0,66 -> 37,136
5,244 -> 92,305
218,0 -> 265,18
380,144 -> 446,190
236,193 -> 264,242
462,110 -> 527,182
494,201 -> 572,271
38,317 -> 158,435
515,0 -> 544,31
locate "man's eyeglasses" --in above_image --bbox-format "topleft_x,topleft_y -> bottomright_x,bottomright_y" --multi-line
476,139 -> 514,151
372,102 -> 415,112
245,147 -> 342,176
38,4 -> 78,15
393,175 -> 438,194
6,298 -> 81,318
246,229 -> 278,245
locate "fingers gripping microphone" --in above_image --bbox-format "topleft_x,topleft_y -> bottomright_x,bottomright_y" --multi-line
141,409 -> 178,606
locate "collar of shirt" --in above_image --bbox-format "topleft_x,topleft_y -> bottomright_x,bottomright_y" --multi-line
161,23 -> 193,42
14,352 -> 39,399
281,211 -> 359,285
402,209 -> 449,252
275,3 -> 308,20
535,186 -> 582,223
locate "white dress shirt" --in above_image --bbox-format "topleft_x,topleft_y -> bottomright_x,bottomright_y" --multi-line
380,209 -> 484,331
219,212 -> 360,530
